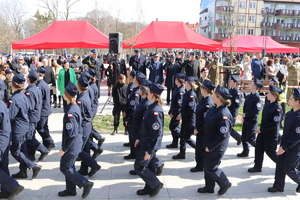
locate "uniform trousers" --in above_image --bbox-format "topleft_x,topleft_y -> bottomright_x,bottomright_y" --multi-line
60,152 -> 87,192
254,133 -> 278,170
128,120 -> 136,157
273,149 -> 300,190
179,120 -> 196,152
166,87 -> 174,104
36,116 -> 54,148
78,122 -> 97,173
204,150 -> 229,189
169,115 -> 180,145
10,134 -> 36,170
134,148 -> 160,190
230,115 -> 241,142
241,119 -> 257,153
27,122 -> 48,159
0,148 -> 18,194
195,132 -> 204,170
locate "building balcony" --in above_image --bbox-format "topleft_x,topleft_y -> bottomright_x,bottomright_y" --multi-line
261,22 -> 274,28
261,8 -> 275,15
273,23 -> 293,29
216,6 -> 234,13
292,24 -> 300,30
214,33 -> 228,40
272,36 -> 291,42
275,9 -> 294,16
293,10 -> 300,17
215,20 -> 234,27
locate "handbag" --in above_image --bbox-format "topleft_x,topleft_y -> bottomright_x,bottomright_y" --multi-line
276,70 -> 284,83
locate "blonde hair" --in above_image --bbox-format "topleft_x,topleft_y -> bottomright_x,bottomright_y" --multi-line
215,92 -> 231,107
64,91 -> 76,105
12,81 -> 24,91
270,91 -> 280,101
244,56 -> 250,62
151,92 -> 163,106
187,81 -> 198,89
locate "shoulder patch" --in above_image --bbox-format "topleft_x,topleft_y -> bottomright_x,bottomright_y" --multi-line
68,114 -> 73,118
130,89 -> 133,91
296,127 -> 300,134
257,102 -> 262,108
277,109 -> 281,112
152,123 -> 160,130
153,112 -> 159,116
180,93 -> 183,95
237,93 -> 240,95
274,116 -> 280,122
130,100 -> 135,106
135,93 -> 139,97
8,100 -> 12,104
26,93 -> 30,96
206,105 -> 210,108
220,126 -> 228,133
189,101 -> 194,107
77,101 -> 81,104
223,116 -> 228,120
66,123 -> 72,130
190,96 -> 194,98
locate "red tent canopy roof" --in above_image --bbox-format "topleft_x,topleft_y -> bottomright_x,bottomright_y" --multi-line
221,35 -> 298,53
12,20 -> 109,49
123,21 -> 221,51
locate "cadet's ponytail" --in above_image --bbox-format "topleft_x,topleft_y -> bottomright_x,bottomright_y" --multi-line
12,81 -> 24,91
270,91 -> 280,101
64,91 -> 76,105
215,92 -> 231,107
152,92 -> 163,106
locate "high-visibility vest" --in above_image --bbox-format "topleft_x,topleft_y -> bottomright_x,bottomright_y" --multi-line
280,84 -> 287,103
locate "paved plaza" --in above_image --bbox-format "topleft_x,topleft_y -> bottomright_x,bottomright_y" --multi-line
7,81 -> 300,200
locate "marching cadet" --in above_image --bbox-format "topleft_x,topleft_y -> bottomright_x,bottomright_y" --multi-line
191,79 -> 215,172
198,85 -> 232,195
166,73 -> 186,148
237,78 -> 263,157
0,99 -> 24,199
123,71 -> 145,159
173,76 -> 197,159
58,82 -> 93,198
36,67 -> 56,150
76,72 -> 101,177
19,70 -> 49,178
248,85 -> 283,173
9,74 -> 42,179
228,76 -> 243,145
268,88 -> 300,193
134,83 -> 164,197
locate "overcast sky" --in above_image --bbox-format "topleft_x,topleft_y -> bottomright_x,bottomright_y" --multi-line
24,0 -> 201,23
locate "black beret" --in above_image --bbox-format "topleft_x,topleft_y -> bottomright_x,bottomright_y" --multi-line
203,79 -> 215,91
37,67 -> 46,74
231,75 -> 240,82
175,73 -> 185,79
253,78 -> 263,89
28,70 -> 38,82
65,82 -> 77,96
12,73 -> 25,84
150,83 -> 164,95
269,85 -> 283,94
216,85 -> 232,100
135,71 -> 146,79
78,72 -> 90,87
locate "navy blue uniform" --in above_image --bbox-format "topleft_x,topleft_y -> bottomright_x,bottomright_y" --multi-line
272,109 -> 300,190
203,105 -> 232,189
0,100 -> 18,195
134,102 -> 164,190
241,92 -> 262,154
8,91 -> 36,170
194,96 -> 214,170
129,55 -> 146,75
146,61 -> 164,84
168,86 -> 185,146
253,101 -> 282,170
60,104 -> 87,193
228,87 -> 242,142
36,79 -> 55,148
179,89 -> 197,153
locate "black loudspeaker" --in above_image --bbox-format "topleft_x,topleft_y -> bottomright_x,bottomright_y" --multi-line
109,32 -> 123,54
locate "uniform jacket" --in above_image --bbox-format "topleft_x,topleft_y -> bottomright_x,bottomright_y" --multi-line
69,60 -> 83,79
76,91 -> 92,123
125,86 -> 141,122
281,109 -> 300,152
112,82 -> 128,106
181,89 -> 197,126
126,82 -> 135,104
146,60 -> 164,84
0,79 -> 8,103
203,105 -> 232,152
61,104 -> 83,153
163,62 -> 181,87
57,68 -> 77,96
260,101 -> 282,135
129,55 -> 146,75
25,84 -> 42,123
8,91 -> 30,135
89,82 -> 98,118
243,92 -> 262,121
228,87 -> 243,118
181,60 -> 200,79
36,79 -> 52,117
251,58 -> 264,79
196,96 -> 214,133
168,86 -> 185,116
140,102 -> 164,155
0,100 -> 11,158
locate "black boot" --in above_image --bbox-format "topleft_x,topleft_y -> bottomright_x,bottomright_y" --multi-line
53,101 -> 57,108
172,148 -> 186,159
58,102 -> 61,108
111,126 -> 118,135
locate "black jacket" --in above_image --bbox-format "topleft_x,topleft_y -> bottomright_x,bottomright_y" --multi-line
112,82 -> 128,106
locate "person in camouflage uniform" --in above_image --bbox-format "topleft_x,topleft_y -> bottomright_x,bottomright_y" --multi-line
4,68 -> 13,99
207,55 -> 220,87
287,58 -> 300,98
195,67 -> 210,102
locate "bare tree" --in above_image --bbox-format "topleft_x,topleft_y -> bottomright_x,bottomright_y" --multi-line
39,0 -> 59,21
64,0 -> 82,21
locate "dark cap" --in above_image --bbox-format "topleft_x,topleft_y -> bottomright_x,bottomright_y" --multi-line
170,55 -> 175,59
203,79 -> 215,91
200,67 -> 209,73
216,85 -> 232,100
292,88 -> 300,98
78,72 -> 91,87
65,82 -> 77,97
141,79 -> 152,88
185,76 -> 196,82
253,78 -> 263,89
37,67 -> 46,74
134,49 -> 141,54
90,49 -> 97,54
5,68 -> 12,74
153,53 -> 159,57
135,71 -> 146,79
87,68 -> 96,77
150,83 -> 164,95
269,85 -> 283,94
270,77 -> 279,84
130,69 -> 136,78
189,52 -> 195,56
12,73 -> 25,84
28,70 -> 38,82
231,75 -> 240,82
175,73 -> 185,79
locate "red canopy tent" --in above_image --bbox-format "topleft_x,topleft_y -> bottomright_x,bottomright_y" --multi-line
221,35 -> 298,53
123,21 -> 221,51
12,21 -> 109,49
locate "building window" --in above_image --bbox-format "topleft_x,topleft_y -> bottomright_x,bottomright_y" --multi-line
238,29 -> 244,35
205,16 -> 207,20
248,29 -> 254,35
250,2 -> 256,9
239,2 -> 246,8
249,16 -> 255,23
204,29 -> 207,32
238,15 -> 245,22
